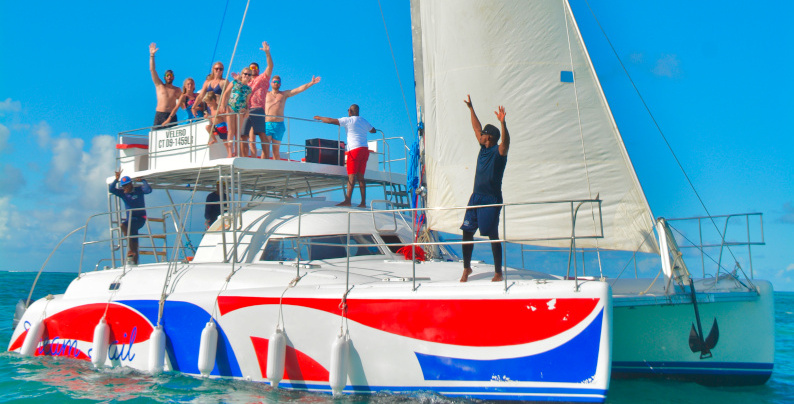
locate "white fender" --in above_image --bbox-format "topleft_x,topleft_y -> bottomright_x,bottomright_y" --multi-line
197,321 -> 218,376
266,329 -> 287,388
20,318 -> 45,357
329,334 -> 349,396
148,325 -> 166,373
91,318 -> 110,368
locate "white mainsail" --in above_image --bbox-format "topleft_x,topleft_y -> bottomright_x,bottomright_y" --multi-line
411,0 -> 657,252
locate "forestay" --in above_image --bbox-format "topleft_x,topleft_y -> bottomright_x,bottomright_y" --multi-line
411,0 -> 657,252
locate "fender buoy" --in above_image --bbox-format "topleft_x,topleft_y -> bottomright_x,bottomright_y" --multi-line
329,334 -> 349,396
197,321 -> 218,376
91,318 -> 110,368
20,318 -> 45,357
266,329 -> 287,388
148,325 -> 166,373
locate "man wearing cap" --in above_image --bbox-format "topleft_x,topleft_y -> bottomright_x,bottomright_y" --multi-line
459,95 -> 510,283
314,104 -> 377,207
109,170 -> 153,265
149,43 -> 181,128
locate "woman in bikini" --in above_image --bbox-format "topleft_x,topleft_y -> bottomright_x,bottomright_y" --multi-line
167,78 -> 204,123
193,62 -> 228,118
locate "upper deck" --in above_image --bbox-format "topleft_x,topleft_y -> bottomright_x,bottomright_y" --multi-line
115,115 -> 409,199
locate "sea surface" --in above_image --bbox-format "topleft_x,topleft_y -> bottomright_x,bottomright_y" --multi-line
0,271 -> 792,403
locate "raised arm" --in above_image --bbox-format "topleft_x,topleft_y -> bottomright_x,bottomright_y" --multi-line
168,94 -> 186,121
285,76 -> 321,98
149,43 -> 163,86
139,179 -> 153,194
496,106 -> 509,156
313,116 -> 340,126
464,95 -> 485,144
261,42 -> 273,78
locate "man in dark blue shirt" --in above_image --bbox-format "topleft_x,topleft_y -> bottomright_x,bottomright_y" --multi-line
109,170 -> 152,265
460,95 -> 510,282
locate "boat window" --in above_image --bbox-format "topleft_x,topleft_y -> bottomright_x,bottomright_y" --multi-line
379,234 -> 404,253
260,234 -> 383,261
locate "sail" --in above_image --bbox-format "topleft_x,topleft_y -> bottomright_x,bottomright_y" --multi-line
410,0 -> 657,252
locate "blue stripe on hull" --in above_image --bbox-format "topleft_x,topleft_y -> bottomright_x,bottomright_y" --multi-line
415,309 -> 604,383
613,360 -> 773,374
278,382 -> 607,402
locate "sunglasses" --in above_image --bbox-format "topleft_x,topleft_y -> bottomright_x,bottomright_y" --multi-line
165,74 -> 173,78
242,72 -> 252,76
249,66 -> 259,70
272,80 -> 281,84
214,67 -> 223,71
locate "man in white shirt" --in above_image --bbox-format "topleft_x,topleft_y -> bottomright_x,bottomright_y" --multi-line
314,104 -> 377,207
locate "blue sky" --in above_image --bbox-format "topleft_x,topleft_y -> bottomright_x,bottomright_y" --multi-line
1,1 -> 792,289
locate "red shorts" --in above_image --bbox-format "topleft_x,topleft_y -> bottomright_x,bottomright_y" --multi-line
346,147 -> 369,175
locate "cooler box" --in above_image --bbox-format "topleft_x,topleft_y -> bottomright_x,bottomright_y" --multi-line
305,138 -> 345,166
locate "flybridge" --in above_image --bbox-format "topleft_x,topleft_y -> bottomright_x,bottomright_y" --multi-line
114,115 -> 409,200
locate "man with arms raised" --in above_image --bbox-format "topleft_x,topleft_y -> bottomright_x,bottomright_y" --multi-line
149,43 -> 181,128
264,75 -> 321,159
459,95 -> 510,283
241,42 -> 273,158
314,104 -> 376,207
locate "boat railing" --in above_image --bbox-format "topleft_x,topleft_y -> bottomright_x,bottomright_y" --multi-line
665,212 -> 764,280
115,113 -> 408,175
72,197 -> 603,294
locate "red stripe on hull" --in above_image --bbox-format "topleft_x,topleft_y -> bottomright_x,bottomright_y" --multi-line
223,297 -> 599,346
250,336 -> 330,382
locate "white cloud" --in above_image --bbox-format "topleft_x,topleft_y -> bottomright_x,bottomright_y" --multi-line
34,121 -> 52,148
652,54 -> 681,78
0,98 -> 21,114
0,123 -> 9,152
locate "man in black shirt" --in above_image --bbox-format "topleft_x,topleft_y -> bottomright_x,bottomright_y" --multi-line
459,95 -> 510,282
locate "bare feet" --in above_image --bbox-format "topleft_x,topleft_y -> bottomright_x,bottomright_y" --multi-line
460,267 -> 473,282
491,273 -> 503,282
336,201 -> 352,207
357,202 -> 367,208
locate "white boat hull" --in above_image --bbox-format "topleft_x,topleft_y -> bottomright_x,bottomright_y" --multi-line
611,279 -> 774,384
9,264 -> 613,402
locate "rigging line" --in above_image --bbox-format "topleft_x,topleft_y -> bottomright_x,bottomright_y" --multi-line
210,0 -> 232,68
582,0 -> 740,266
225,0 -> 252,82
377,0 -> 414,135
563,0 -> 603,278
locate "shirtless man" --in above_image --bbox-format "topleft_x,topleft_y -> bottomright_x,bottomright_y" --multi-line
264,75 -> 321,159
149,43 -> 181,128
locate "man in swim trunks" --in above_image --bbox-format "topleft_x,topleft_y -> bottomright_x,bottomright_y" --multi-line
459,95 -> 510,283
149,43 -> 181,128
264,75 -> 321,159
109,170 -> 153,265
314,104 -> 376,207
242,42 -> 274,158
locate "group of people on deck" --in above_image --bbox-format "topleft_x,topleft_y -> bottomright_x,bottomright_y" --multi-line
138,42 -> 511,282
150,41 -> 320,160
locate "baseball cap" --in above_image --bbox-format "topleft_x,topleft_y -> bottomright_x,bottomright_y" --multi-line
481,124 -> 500,140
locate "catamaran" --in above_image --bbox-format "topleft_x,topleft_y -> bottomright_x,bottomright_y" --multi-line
8,1 -> 774,402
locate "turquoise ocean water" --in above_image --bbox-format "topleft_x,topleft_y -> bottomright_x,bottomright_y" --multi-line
1,271 -> 792,403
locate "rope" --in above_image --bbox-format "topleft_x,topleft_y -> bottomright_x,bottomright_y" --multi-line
209,0 -> 232,68
582,0 -> 741,267
225,0 -> 252,82
377,0 -> 414,135
562,0 -> 603,278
